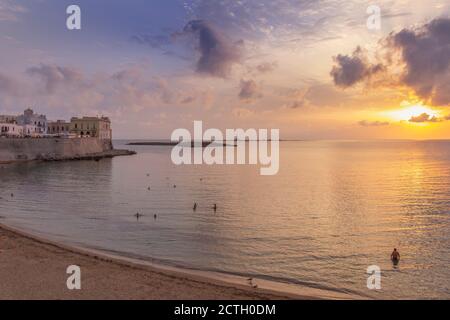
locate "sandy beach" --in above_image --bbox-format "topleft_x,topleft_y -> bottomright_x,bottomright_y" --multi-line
0,223 -> 300,300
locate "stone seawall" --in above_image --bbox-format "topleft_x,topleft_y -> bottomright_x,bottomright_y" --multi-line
0,138 -> 113,163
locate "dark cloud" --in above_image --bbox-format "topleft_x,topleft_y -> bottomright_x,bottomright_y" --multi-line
26,64 -> 84,94
409,113 -> 441,123
330,46 -> 384,88
256,62 -> 278,74
358,120 -> 390,127
183,20 -> 243,78
388,18 -> 450,105
333,18 -> 450,106
290,101 -> 305,109
239,79 -> 261,101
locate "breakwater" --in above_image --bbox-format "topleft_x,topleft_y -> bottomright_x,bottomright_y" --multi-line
0,138 -> 133,163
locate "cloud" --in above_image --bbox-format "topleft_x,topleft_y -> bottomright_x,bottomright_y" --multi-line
181,0 -> 358,47
290,101 -> 305,109
388,18 -> 450,105
131,34 -> 171,49
0,62 -> 214,120
182,20 -> 243,77
180,96 -> 197,104
330,46 -> 384,88
304,83 -> 351,107
239,79 -> 261,101
26,64 -> 84,94
0,0 -> 27,22
408,113 -> 441,123
358,120 -> 390,127
232,107 -> 255,118
255,62 -> 278,74
332,18 -> 450,106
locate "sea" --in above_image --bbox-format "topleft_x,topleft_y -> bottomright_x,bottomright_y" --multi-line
1,140 -> 449,299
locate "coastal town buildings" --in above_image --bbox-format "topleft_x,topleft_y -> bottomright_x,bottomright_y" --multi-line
0,109 -> 112,140
0,115 -> 17,124
70,116 -> 112,140
47,120 -> 71,136
22,124 -> 40,137
16,109 -> 48,135
0,123 -> 24,137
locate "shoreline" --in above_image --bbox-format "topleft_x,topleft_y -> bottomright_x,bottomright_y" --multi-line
0,222 -> 354,300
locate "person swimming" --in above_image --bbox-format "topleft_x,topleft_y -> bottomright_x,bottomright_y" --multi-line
193,203 -> 197,211
391,248 -> 400,263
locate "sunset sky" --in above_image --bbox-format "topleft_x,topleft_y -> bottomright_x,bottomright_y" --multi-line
1,0 -> 450,139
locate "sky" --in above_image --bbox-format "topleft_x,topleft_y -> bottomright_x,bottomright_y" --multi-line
0,0 -> 450,139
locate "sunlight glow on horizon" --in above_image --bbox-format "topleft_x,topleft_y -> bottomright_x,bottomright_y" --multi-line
384,104 -> 441,123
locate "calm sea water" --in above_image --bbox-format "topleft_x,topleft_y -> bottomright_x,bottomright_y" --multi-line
1,140 -> 449,299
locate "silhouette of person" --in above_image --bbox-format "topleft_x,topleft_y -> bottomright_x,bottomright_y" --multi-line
391,248 -> 400,264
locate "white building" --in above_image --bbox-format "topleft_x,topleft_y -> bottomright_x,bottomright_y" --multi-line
22,124 -> 40,137
16,108 -> 47,135
0,123 -> 24,137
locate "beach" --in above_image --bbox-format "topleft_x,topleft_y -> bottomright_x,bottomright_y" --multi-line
0,223 -> 297,300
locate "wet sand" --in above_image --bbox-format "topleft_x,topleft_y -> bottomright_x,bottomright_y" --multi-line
0,223 -> 303,300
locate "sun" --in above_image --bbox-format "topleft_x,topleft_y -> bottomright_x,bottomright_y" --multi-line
386,104 -> 440,122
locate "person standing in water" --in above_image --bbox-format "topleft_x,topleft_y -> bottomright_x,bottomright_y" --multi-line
391,248 -> 400,262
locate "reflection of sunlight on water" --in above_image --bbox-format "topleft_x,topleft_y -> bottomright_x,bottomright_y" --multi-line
0,140 -> 449,299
